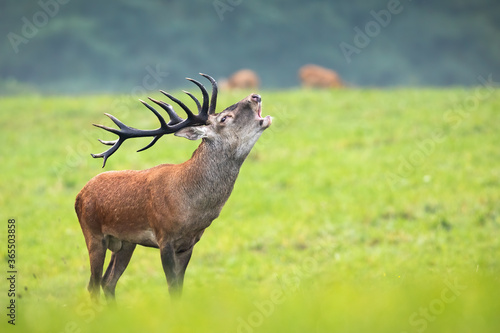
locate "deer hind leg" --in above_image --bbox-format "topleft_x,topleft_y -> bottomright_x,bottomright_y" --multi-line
102,240 -> 136,300
86,236 -> 107,301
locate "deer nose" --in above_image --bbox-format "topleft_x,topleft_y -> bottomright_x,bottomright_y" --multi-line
251,94 -> 261,103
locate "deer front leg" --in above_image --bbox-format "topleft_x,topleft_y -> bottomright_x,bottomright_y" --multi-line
174,247 -> 194,293
160,242 -> 194,298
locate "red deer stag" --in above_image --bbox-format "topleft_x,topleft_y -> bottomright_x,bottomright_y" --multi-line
75,74 -> 272,300
299,64 -> 343,88
220,69 -> 260,90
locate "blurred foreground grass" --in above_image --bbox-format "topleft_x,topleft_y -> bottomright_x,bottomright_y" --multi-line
1,87 -> 499,332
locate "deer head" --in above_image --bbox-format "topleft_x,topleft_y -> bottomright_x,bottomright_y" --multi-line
92,73 -> 271,167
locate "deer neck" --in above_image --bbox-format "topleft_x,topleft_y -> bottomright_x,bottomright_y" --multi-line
179,139 -> 247,207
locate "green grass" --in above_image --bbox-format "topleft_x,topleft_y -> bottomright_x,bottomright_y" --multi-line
1,87 -> 500,332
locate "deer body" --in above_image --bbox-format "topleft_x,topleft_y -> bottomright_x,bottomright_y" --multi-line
299,64 -> 343,89
75,75 -> 271,300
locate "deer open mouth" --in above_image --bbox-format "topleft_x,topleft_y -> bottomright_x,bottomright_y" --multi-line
251,95 -> 271,129
260,115 -> 272,127
259,108 -> 272,128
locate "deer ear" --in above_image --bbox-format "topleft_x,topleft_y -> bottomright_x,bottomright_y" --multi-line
174,126 -> 208,141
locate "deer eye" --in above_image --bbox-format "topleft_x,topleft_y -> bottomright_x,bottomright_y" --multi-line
220,116 -> 227,123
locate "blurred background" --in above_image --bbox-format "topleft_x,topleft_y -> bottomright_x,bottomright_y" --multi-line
1,0 -> 499,94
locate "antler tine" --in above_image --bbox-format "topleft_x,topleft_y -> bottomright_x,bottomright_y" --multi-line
186,78 -> 209,118
135,99 -> 173,154
183,90 -> 201,113
200,73 -> 218,115
160,90 -> 197,121
147,97 -> 184,125
97,139 -> 118,146
136,135 -> 164,153
90,134 -> 125,168
139,99 -> 169,128
91,113 -> 132,166
96,113 -> 131,133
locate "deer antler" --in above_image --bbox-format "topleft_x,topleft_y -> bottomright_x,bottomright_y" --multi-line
91,73 -> 218,167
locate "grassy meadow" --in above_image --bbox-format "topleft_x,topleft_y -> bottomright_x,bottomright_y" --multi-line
1,87 -> 499,332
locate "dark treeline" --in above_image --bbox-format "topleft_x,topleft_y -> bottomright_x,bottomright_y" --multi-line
1,0 -> 499,94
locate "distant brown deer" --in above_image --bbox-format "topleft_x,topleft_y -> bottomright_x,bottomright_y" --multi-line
220,69 -> 260,90
75,74 -> 272,300
299,64 -> 343,88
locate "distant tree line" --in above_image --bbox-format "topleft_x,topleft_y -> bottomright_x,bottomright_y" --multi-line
1,0 -> 499,93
